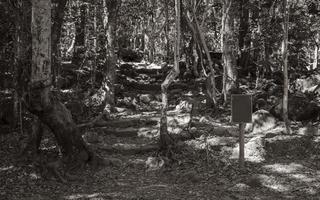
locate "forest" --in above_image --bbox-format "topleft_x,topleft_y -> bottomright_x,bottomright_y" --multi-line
1,0 -> 320,199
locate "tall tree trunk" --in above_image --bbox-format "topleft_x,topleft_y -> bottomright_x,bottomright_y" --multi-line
52,0 -> 68,87
27,0 -> 98,166
102,0 -> 119,111
14,0 -> 32,128
183,9 -> 217,105
221,0 -> 237,103
238,0 -> 250,76
313,33 -> 319,70
148,0 -> 156,63
282,0 -> 290,134
164,0 -> 170,63
72,2 -> 87,66
160,0 -> 181,149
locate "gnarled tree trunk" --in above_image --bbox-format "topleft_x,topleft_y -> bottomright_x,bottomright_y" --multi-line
26,0 -> 99,167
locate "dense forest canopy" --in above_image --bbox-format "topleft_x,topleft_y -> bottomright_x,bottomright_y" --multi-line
1,0 -> 320,199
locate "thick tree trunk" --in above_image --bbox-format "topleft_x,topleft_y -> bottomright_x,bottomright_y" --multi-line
221,0 -> 237,102
28,0 -> 98,167
160,0 -> 181,149
282,0 -> 290,134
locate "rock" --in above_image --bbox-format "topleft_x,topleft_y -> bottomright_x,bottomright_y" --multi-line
297,124 -> 319,136
139,94 -> 152,104
145,156 -> 164,171
175,100 -> 193,112
296,101 -> 320,124
253,98 -> 267,112
245,110 -> 277,133
294,74 -> 320,92
118,48 -> 143,62
83,131 -> 101,143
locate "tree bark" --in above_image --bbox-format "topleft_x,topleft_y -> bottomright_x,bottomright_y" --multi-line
102,0 -> 119,111
282,0 -> 290,134
183,10 -> 217,105
238,0 -> 250,75
313,33 -> 319,70
221,0 -> 237,102
27,0 -> 98,166
160,0 -> 181,149
52,0 -> 68,87
164,0 -> 170,63
72,1 -> 87,67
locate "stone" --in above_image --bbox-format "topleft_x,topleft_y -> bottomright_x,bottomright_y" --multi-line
245,110 -> 277,133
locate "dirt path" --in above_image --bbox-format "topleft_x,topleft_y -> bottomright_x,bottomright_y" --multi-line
1,62 -> 320,199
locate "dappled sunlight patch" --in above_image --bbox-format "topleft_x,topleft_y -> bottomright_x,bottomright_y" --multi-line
167,114 -> 191,135
231,136 -> 266,163
229,183 -> 250,192
289,173 -> 316,183
185,136 -> 236,150
263,163 -> 304,174
60,89 -> 75,93
145,63 -> 162,69
258,174 -> 291,192
137,126 -> 159,138
64,192 -> 106,200
0,165 -> 14,172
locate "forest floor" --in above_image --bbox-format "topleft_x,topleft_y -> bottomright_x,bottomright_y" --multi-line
1,62 -> 320,200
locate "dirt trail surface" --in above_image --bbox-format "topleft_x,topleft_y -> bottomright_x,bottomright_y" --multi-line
1,62 -> 320,200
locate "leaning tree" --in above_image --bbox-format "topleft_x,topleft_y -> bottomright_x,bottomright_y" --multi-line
19,0 -> 103,171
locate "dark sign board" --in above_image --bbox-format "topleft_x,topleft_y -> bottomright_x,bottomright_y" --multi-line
231,94 -> 252,123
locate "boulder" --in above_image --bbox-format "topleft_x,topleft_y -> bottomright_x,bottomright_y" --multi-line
245,110 -> 277,133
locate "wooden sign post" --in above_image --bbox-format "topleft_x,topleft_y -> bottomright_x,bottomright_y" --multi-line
231,94 -> 252,168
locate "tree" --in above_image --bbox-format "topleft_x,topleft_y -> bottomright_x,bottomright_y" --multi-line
238,0 -> 251,76
52,0 -> 68,86
221,0 -> 237,102
282,0 -> 290,134
72,1 -> 87,66
102,0 -> 120,111
160,0 -> 181,149
21,0 -> 101,169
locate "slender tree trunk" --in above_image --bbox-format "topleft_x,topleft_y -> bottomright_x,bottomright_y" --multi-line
148,0 -> 156,63
160,0 -> 181,149
221,0 -> 237,103
282,0 -> 290,134
313,33 -> 319,70
72,2 -> 87,66
238,0 -> 250,76
183,12 -> 217,105
164,0 -> 170,63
